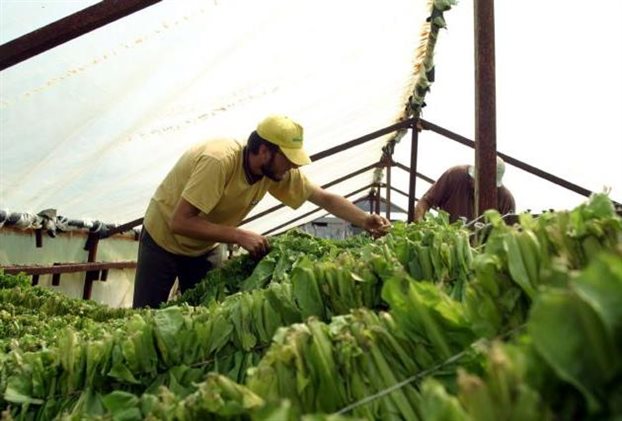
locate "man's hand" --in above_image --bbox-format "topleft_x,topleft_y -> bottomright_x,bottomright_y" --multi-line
236,229 -> 271,260
364,214 -> 391,238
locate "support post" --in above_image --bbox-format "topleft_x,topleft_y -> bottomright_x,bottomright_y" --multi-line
407,121 -> 420,222
385,159 -> 392,221
474,0 -> 498,216
82,233 -> 100,300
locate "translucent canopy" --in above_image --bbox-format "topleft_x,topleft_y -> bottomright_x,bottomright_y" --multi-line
1,0 -> 429,232
1,0 -> 620,236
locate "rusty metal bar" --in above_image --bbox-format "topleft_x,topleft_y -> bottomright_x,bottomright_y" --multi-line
474,0 -> 497,216
391,186 -> 411,198
0,0 -> 162,71
309,118 -> 416,162
1,261 -> 136,276
407,125 -> 420,223
420,119 -> 605,202
365,196 -> 409,214
262,184 -> 372,235
35,229 -> 43,248
393,162 -> 434,184
51,263 -> 61,286
100,217 -> 143,239
385,162 -> 392,220
51,273 -> 61,286
374,184 -> 381,214
242,162 -> 378,225
82,233 -> 100,299
375,183 -> 416,202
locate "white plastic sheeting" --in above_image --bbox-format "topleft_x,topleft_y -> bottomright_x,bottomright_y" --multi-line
1,0 -> 430,233
2,0 -> 620,238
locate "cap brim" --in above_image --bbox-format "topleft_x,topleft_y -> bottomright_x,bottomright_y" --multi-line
281,147 -> 312,166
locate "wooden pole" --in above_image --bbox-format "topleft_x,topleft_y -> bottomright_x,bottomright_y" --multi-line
407,123 -> 420,222
474,0 -> 498,216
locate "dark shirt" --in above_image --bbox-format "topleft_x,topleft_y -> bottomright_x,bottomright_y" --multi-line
421,165 -> 515,222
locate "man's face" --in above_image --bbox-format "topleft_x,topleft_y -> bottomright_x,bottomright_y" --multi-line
261,149 -> 298,181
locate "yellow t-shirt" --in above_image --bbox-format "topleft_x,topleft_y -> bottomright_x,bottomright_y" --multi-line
144,138 -> 314,256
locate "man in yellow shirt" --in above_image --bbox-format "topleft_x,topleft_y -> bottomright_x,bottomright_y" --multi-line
133,115 -> 391,308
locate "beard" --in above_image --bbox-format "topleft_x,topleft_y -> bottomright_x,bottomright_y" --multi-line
261,152 -> 282,181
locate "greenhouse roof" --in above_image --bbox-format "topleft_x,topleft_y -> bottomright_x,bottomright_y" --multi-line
1,0 -> 621,236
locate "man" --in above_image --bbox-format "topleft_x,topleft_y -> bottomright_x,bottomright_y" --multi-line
133,114 -> 390,308
414,156 -> 515,223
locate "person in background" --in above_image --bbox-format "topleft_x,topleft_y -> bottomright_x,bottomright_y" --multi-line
414,156 -> 515,223
133,114 -> 391,308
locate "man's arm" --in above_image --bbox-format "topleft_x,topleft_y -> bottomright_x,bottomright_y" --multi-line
308,186 -> 390,236
170,198 -> 269,258
413,168 -> 452,222
498,188 -> 516,214
414,198 -> 431,222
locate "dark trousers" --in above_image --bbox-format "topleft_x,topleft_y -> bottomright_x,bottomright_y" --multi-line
132,229 -> 213,308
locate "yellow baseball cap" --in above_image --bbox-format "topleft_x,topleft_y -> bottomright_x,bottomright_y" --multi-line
256,115 -> 312,166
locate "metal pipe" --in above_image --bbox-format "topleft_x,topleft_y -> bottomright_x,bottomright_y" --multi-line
369,192 -> 374,215
420,119 -> 608,202
262,184 -> 372,235
393,162 -> 434,184
309,118 -> 416,161
407,124 -> 420,222
386,161 -> 392,220
100,217 -> 143,238
474,0 -> 497,216
391,186 -> 412,198
242,163 -> 378,225
82,233 -> 100,299
1,261 -> 136,276
0,0 -> 162,71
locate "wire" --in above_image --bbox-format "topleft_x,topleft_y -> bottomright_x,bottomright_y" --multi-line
335,324 -> 526,415
335,346 -> 471,415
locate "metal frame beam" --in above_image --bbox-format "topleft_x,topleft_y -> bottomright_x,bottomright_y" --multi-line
393,162 -> 434,184
242,162 -> 378,225
309,118 -> 416,161
1,261 -> 136,276
407,126 -> 420,222
385,161 -> 392,220
0,0 -> 162,71
420,119 -> 605,201
262,184 -> 372,235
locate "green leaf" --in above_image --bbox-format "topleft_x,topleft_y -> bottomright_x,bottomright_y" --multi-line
153,306 -> 186,365
4,385 -> 44,405
108,361 -> 140,385
102,391 -> 141,420
420,378 -> 468,421
241,257 -> 276,291
529,288 -> 616,412
571,252 -> 622,347
290,259 -> 325,320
